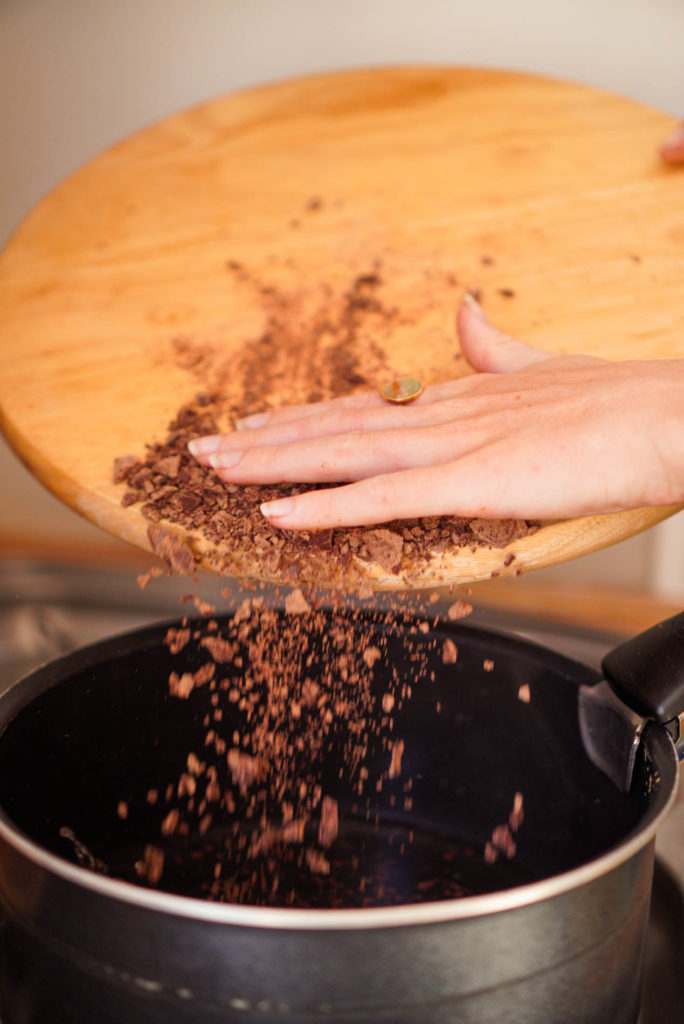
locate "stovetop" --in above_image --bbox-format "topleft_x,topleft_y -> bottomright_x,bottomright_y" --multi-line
0,558 -> 681,1023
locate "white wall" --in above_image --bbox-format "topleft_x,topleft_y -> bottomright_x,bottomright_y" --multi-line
1,0 -> 682,591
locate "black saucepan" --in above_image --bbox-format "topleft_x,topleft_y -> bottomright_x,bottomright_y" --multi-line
0,606 -> 681,1024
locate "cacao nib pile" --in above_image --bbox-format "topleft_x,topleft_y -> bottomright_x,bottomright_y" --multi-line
113,265 -> 536,587
114,401 -> 534,588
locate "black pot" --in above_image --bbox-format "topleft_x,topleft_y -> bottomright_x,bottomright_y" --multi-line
0,607 -> 680,1024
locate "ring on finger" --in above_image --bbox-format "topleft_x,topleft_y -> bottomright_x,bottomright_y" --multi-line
380,377 -> 425,404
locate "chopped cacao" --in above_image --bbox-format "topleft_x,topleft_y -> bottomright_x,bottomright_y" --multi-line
136,844 -> 165,885
284,588 -> 311,615
227,749 -> 261,795
362,645 -> 381,668
112,454 -> 141,484
442,638 -> 458,664
306,848 -> 331,876
388,739 -> 405,779
165,627 -> 191,655
318,796 -> 339,849
105,261 -> 539,908
200,635 -> 235,662
468,518 -> 532,549
361,529 -> 404,575
447,600 -> 473,621
147,524 -> 196,575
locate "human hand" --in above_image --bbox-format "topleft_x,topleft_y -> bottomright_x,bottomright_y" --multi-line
660,122 -> 684,165
188,296 -> 684,530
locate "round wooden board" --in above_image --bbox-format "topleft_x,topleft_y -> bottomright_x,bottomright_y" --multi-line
0,67 -> 682,589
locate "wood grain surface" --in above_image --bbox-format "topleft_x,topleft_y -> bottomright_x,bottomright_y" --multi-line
0,66 -> 682,588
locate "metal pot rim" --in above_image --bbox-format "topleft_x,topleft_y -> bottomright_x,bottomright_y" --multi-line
0,746 -> 677,931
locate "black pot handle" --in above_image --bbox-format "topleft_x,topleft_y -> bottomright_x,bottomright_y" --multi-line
602,612 -> 684,723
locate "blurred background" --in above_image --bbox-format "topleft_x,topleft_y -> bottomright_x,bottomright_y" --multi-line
0,0 -> 683,626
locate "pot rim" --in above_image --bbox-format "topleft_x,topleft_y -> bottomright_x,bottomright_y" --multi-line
0,746 -> 677,931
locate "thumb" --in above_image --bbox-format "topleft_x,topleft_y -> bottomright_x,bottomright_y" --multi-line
660,122 -> 684,165
456,293 -> 550,373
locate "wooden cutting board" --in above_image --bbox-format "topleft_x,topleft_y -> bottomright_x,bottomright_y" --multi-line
0,67 -> 682,589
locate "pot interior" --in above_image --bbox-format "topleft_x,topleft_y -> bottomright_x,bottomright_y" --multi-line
0,608 -> 670,908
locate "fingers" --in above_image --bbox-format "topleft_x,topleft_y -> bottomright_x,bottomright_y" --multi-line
254,437 -> 626,530
457,294 -> 551,373
660,122 -> 684,165
232,374 -> 476,436
190,299 -> 556,464
187,298 -> 568,496
234,391 -> 388,431
457,295 -> 603,375
258,459 -> 509,529
189,379 -> 528,467
259,467 -> 471,529
189,399 -> 454,465
226,296 -> 556,439
192,364 -> 573,481
204,411 -> 507,485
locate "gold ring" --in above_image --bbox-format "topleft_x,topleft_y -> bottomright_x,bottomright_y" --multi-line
380,377 -> 425,404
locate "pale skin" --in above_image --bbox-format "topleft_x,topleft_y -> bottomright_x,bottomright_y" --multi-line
188,128 -> 684,529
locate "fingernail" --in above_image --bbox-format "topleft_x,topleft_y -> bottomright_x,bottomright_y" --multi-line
463,292 -> 486,318
187,435 -> 221,457
260,498 -> 294,519
209,451 -> 243,470
236,412 -> 269,430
